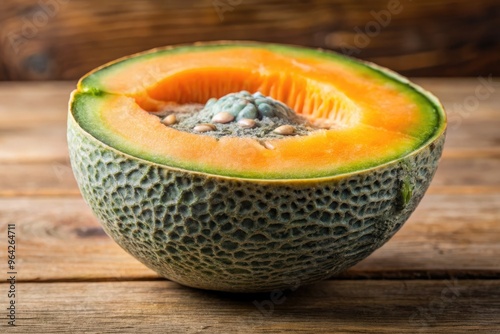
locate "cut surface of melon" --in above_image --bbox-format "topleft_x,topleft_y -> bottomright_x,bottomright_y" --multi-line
71,42 -> 445,179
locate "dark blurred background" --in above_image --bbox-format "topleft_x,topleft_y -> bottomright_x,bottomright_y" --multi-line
1,0 -> 499,81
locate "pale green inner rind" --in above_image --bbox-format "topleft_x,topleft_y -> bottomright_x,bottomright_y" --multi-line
72,42 -> 446,180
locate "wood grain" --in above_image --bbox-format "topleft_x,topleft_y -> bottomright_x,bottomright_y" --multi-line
0,81 -> 72,162
1,280 -> 499,333
2,155 -> 500,197
0,79 -> 499,332
0,197 -> 159,282
0,1 -> 499,80
1,79 -> 499,195
0,193 -> 498,282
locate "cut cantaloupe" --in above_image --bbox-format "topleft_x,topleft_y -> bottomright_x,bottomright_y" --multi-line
67,41 -> 446,292
71,42 -> 444,179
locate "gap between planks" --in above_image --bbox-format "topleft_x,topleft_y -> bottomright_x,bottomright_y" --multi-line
3,271 -> 500,284
1,154 -> 500,197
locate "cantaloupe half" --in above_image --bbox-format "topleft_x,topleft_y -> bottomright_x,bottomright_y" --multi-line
68,41 -> 446,292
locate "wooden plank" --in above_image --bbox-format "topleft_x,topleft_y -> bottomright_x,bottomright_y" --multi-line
0,193 -> 498,282
0,124 -> 68,163
2,280 -> 499,333
1,155 -> 499,197
0,80 -> 498,333
0,82 -> 72,163
0,197 -> 159,282
0,160 -> 79,197
414,77 -> 500,100
0,79 -> 499,196
431,157 -> 500,187
2,79 -> 495,105
348,193 -> 500,278
0,81 -> 73,126
0,80 -> 499,165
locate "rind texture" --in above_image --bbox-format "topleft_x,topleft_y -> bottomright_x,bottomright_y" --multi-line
68,115 -> 445,292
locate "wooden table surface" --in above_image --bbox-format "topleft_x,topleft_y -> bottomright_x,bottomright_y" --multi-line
0,78 -> 499,333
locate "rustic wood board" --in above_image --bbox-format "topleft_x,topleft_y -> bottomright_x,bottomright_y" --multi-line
2,155 -> 500,196
0,193 -> 498,282
0,79 -> 499,332
1,280 -> 499,333
0,79 -> 499,194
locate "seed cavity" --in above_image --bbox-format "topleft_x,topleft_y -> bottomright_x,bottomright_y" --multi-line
238,118 -> 257,129
156,91 -> 313,139
194,123 -> 216,133
203,91 -> 297,122
212,112 -> 235,124
161,114 -> 177,126
273,125 -> 296,135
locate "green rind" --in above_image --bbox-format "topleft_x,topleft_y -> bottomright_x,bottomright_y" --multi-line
68,112 -> 445,292
72,42 -> 446,180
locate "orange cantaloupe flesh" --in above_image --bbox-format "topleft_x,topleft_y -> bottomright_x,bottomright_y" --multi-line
72,43 -> 442,179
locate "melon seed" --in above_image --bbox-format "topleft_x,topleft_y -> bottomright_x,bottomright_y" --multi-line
273,125 -> 295,135
194,123 -> 216,132
161,114 -> 177,126
205,98 -> 217,108
237,118 -> 256,129
263,141 -> 275,150
212,112 -> 235,124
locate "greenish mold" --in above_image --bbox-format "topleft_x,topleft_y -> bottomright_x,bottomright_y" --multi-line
204,91 -> 297,121
165,91 -> 311,139
401,178 -> 413,208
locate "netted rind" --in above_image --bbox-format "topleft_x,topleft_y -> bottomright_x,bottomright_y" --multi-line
68,116 -> 444,292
